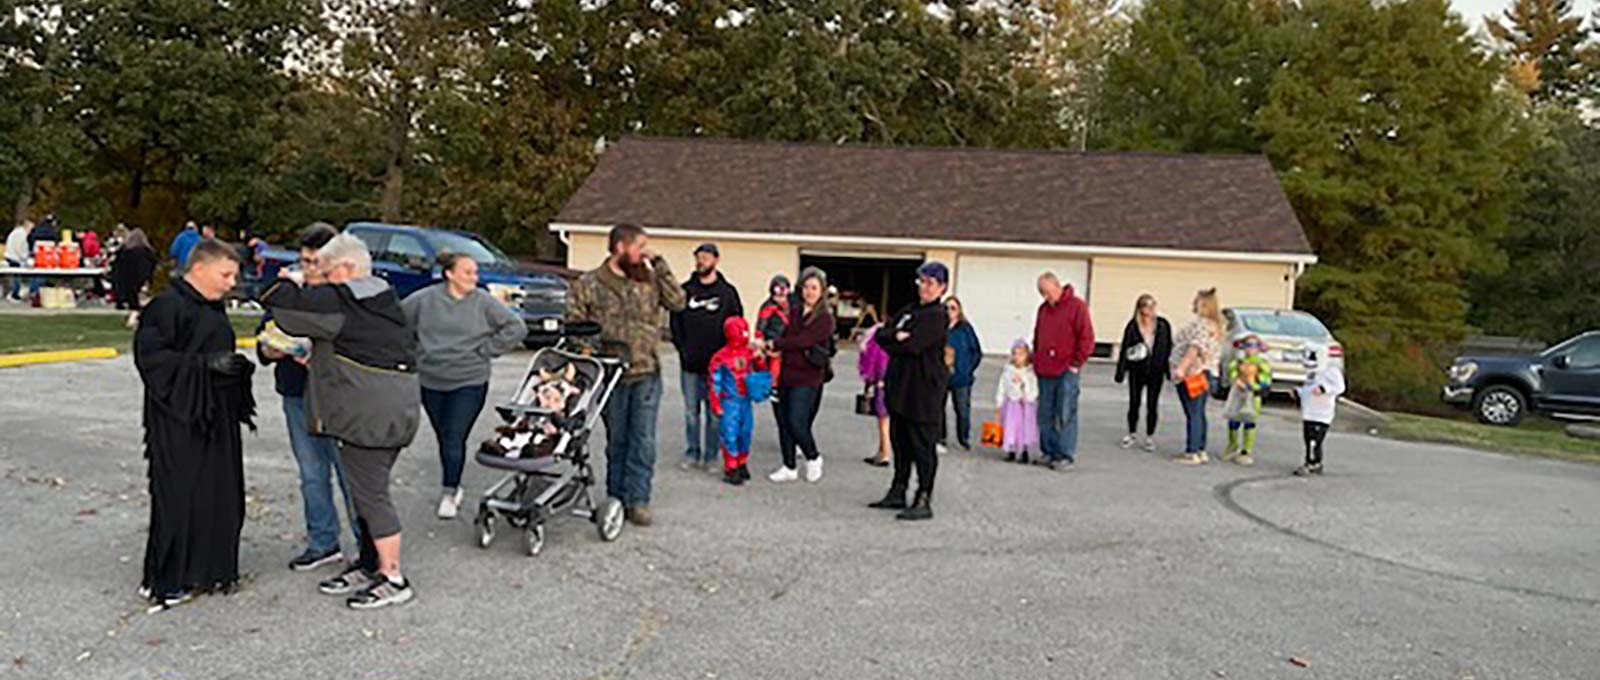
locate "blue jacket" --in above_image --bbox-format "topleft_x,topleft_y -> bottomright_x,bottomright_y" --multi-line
169,228 -> 200,267
947,321 -> 983,389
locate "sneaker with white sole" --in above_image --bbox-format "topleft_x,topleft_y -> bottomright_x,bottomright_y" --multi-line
803,457 -> 824,483
289,546 -> 344,572
319,565 -> 376,596
145,590 -> 193,615
768,466 -> 799,483
1119,435 -> 1135,449
935,444 -> 949,455
437,488 -> 464,520
1142,437 -> 1157,452
346,574 -> 414,610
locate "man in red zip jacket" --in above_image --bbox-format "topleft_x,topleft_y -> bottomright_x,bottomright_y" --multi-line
1032,272 -> 1095,470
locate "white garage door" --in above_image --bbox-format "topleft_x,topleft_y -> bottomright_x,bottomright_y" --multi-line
956,254 -> 1090,355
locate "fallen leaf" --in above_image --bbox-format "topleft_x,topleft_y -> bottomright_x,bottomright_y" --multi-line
12,656 -> 26,668
146,637 -> 164,647
77,508 -> 98,516
1290,657 -> 1311,668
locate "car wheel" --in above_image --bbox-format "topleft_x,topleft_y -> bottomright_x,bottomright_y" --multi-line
1473,385 -> 1526,427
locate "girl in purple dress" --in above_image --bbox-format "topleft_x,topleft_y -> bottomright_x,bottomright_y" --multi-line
995,339 -> 1040,463
859,324 -> 893,467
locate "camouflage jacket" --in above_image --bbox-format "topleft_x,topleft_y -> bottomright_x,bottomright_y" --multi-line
566,256 -> 686,379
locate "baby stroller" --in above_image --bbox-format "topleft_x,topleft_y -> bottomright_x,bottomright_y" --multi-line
472,322 -> 628,556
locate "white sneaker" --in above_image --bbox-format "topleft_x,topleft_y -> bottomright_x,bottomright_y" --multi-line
803,457 -> 824,483
436,488 -> 464,519
768,466 -> 799,483
1119,434 -> 1135,449
936,444 -> 949,455
1142,436 -> 1157,452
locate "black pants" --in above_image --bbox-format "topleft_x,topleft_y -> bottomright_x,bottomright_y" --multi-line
1126,372 -> 1162,436
1303,421 -> 1329,465
776,385 -> 823,469
890,415 -> 939,495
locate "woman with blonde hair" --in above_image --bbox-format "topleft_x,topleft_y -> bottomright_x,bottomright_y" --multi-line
1168,288 -> 1224,464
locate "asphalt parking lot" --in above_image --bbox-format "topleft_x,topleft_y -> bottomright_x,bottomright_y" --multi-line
1,349 -> 1597,679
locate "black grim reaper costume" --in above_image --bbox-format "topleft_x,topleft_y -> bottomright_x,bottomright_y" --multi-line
134,279 -> 255,598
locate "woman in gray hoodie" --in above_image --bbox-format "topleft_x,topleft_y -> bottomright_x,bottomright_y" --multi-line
402,252 -> 528,520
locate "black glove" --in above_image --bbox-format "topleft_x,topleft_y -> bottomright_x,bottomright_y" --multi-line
206,352 -> 255,377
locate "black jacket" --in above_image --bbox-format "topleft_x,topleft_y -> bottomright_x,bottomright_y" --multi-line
876,299 -> 949,424
261,277 -> 421,448
1115,316 -> 1173,383
670,272 -> 743,374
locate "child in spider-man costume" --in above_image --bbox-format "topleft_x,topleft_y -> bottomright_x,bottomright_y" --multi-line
709,316 -> 772,486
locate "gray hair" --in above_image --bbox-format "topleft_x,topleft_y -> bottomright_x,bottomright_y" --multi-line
317,233 -> 372,276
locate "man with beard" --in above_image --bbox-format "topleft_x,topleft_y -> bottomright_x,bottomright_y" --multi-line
134,239 -> 256,612
566,224 -> 686,526
670,243 -> 743,472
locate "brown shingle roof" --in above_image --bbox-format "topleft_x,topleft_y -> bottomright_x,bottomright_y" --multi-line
554,136 -> 1312,256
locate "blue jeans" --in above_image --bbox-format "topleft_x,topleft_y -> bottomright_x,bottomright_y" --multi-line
602,375 -> 663,507
1037,372 -> 1082,463
776,385 -> 823,469
421,383 -> 490,490
680,369 -> 720,464
1176,380 -> 1209,453
945,384 -> 974,448
4,258 -> 21,298
282,395 -> 358,553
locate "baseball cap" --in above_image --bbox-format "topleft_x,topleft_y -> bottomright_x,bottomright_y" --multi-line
918,261 -> 950,285
694,242 -> 720,257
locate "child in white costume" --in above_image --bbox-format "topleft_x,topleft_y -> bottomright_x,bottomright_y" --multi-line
1295,344 -> 1346,477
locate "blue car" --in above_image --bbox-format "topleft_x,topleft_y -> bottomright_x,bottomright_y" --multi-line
259,222 -> 568,346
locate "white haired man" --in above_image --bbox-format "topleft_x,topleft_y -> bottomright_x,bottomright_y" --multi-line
261,233 -> 422,610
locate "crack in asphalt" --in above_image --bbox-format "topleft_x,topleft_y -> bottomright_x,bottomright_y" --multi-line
1213,475 -> 1600,607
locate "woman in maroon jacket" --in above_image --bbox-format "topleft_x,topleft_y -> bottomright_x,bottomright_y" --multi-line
764,267 -> 835,484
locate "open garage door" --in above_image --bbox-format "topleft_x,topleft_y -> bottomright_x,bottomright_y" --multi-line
956,255 -> 1089,354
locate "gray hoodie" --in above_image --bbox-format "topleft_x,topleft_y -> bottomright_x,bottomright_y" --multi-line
402,283 -> 528,391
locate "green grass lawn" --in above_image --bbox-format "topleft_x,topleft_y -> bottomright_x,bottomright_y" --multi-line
0,312 -> 260,354
1378,411 -> 1600,465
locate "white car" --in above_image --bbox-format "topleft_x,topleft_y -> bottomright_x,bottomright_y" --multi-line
1220,308 -> 1344,391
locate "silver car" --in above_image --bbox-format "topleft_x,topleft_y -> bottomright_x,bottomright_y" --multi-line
1220,308 -> 1344,391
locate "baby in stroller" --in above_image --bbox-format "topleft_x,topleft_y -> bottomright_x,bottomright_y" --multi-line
471,332 -> 629,556
480,363 -> 587,461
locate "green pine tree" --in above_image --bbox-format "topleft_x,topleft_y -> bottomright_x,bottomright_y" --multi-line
1256,0 -> 1525,407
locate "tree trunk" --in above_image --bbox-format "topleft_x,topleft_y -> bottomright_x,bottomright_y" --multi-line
13,175 -> 33,225
378,86 -> 412,223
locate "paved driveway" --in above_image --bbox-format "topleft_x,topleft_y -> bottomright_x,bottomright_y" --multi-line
1,350 -> 1596,679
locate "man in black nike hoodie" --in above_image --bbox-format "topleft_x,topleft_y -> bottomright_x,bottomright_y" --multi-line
869,261 -> 951,521
669,243 -> 744,470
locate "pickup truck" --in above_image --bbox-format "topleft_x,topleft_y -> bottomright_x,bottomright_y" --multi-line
260,222 -> 568,347
1442,330 -> 1600,426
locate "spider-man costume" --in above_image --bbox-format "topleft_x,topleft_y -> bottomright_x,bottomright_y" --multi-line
709,316 -> 767,483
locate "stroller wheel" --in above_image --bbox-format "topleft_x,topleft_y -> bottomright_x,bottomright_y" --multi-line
596,497 -> 625,542
524,524 -> 547,557
475,515 -> 495,549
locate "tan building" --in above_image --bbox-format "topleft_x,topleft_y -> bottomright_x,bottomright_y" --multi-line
552,136 -> 1315,352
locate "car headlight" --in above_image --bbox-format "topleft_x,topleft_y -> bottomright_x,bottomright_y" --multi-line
486,283 -> 524,305
1448,361 -> 1478,382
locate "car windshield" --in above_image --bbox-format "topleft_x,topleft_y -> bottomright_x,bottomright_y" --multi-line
428,231 -> 515,269
1238,312 -> 1330,338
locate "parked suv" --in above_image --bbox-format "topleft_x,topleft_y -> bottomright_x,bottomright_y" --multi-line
261,222 -> 567,346
1443,330 -> 1600,426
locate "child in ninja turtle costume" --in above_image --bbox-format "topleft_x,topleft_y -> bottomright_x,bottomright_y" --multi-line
1222,334 -> 1273,466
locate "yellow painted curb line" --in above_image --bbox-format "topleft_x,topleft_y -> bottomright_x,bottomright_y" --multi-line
0,347 -> 120,369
